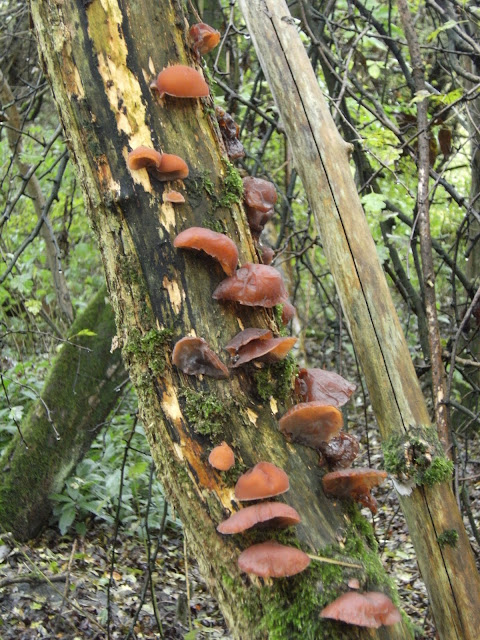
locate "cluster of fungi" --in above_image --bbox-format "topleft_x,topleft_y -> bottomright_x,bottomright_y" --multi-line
127,20 -> 400,631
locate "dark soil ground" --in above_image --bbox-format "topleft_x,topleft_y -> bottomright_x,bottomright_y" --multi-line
0,522 -> 228,639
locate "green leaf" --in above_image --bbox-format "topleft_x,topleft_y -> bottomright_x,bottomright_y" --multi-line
58,506 -> 76,535
430,87 -> 463,106
25,299 -> 42,316
408,89 -> 431,106
98,609 -> 109,625
427,20 -> 465,42
361,192 -> 387,216
367,62 -> 381,80
49,561 -> 59,574
129,460 -> 148,478
72,328 -> 97,338
8,406 -> 24,422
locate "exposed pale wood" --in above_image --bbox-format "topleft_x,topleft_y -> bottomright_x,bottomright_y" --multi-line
237,1 -> 480,638
30,0 -> 411,637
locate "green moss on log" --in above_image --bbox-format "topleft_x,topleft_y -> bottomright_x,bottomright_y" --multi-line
124,328 -> 173,375
383,425 -> 453,487
437,529 -> 459,548
219,161 -> 244,208
180,388 -> 231,441
0,287 -> 124,540
274,304 -> 290,336
253,355 -> 297,403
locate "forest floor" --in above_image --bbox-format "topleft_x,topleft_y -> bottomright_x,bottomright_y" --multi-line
0,493 -> 439,639
1,428 -> 478,639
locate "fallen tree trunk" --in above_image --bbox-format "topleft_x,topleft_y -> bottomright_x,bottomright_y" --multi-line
30,0 -> 413,637
0,286 -> 125,539
237,1 -> 480,639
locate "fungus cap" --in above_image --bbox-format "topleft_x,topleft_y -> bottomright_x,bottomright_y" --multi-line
216,106 -> 239,139
217,502 -> 301,534
278,401 -> 343,448
174,227 -> 239,276
172,336 -> 229,379
128,148 -> 189,181
189,22 -> 221,55
320,591 -> 401,628
259,243 -> 274,265
319,432 -> 360,469
155,153 -> 189,181
238,541 -> 310,578
154,64 -> 209,98
246,206 -> 274,235
163,190 -> 185,203
281,301 -> 296,324
295,368 -> 356,406
322,467 -> 387,514
234,461 -> 289,501
363,592 -> 402,626
243,176 -> 277,212
127,146 -> 163,171
231,336 -> 297,368
212,263 -> 288,308
216,106 -> 245,160
208,442 -> 235,471
224,328 -> 273,356
224,137 -> 245,161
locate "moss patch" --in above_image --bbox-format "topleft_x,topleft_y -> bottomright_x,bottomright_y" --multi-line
204,217 -> 226,234
253,355 -> 297,403
274,304 -> 290,336
221,460 -> 248,486
437,529 -> 459,548
180,388 -> 231,441
124,328 -> 173,375
258,562 -> 346,640
219,160 -> 243,208
200,171 -> 216,198
422,456 -> 454,486
383,424 -> 453,487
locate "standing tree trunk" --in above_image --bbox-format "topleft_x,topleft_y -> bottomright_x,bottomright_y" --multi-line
29,0 -> 426,638
237,1 -> 480,639
0,286 -> 125,539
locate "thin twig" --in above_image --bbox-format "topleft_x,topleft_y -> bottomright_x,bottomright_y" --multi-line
307,555 -> 363,569
106,413 -> 139,639
183,532 -> 192,631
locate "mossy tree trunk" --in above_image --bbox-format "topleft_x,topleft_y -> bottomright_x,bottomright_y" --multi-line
237,1 -> 480,639
30,1 -> 413,638
0,286 -> 125,540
